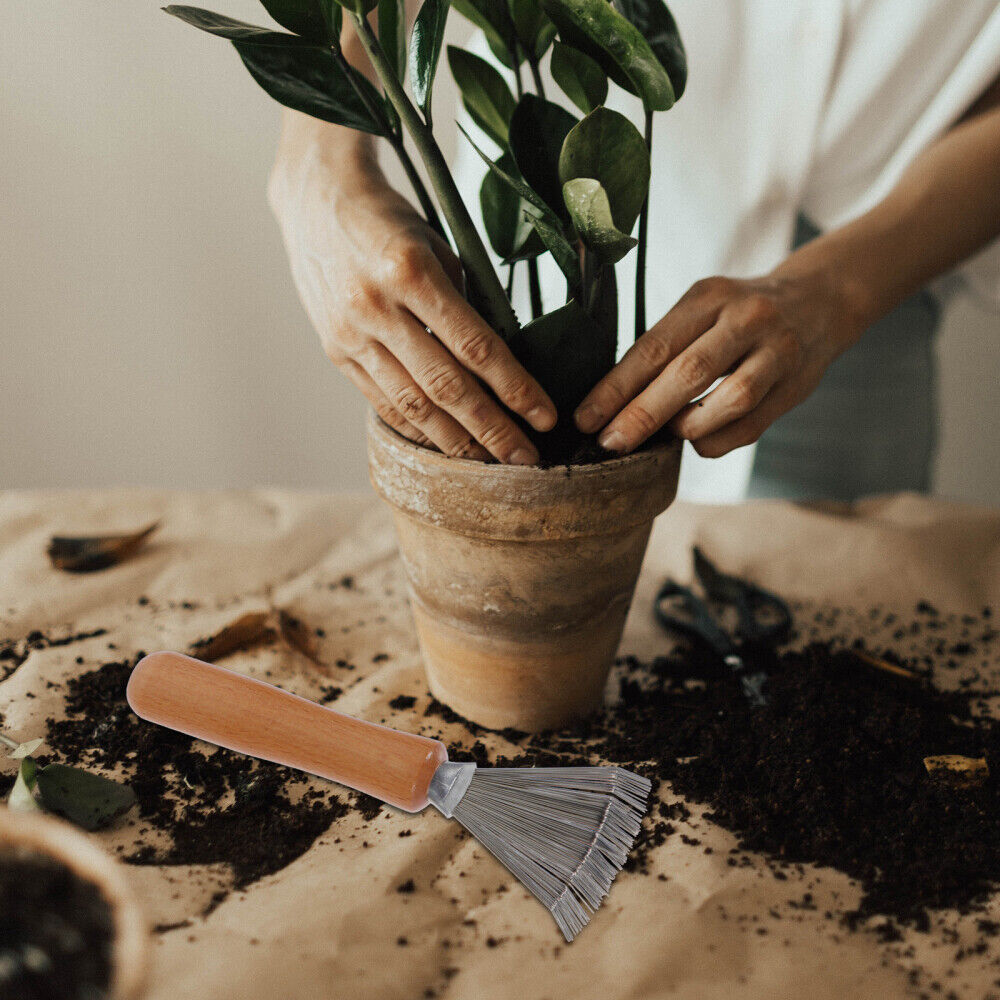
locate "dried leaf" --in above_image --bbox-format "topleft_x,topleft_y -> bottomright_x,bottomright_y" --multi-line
47,521 -> 159,573
8,758 -> 41,813
10,738 -> 44,760
852,650 -> 918,681
923,755 -> 989,786
189,611 -> 276,662
35,763 -> 137,831
279,610 -> 322,664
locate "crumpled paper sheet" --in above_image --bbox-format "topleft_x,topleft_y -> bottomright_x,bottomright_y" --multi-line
1,489 -> 1000,1000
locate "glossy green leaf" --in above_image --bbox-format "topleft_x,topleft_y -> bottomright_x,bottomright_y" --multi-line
325,0 -> 377,13
541,0 -> 674,110
448,46 -> 516,146
259,0 -> 328,38
591,262 -> 618,349
480,152 -> 542,259
559,106 -> 650,232
509,0 -> 557,60
36,764 -> 137,832
508,94 -> 578,218
233,38 -> 389,134
613,0 -> 686,99
525,212 -> 580,290
550,41 -> 607,113
409,0 -> 450,122
164,6 -> 308,44
8,758 -> 40,813
452,0 -> 518,66
379,0 -> 407,80
459,122 -> 552,217
563,178 -> 637,263
509,298 -> 615,414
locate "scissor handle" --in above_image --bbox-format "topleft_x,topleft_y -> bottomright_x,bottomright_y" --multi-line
654,580 -> 735,658
693,547 -> 791,645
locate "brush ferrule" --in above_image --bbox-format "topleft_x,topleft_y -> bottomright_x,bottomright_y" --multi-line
427,761 -> 476,818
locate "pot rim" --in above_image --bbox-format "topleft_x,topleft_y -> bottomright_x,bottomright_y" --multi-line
367,408 -> 679,480
0,808 -> 149,1000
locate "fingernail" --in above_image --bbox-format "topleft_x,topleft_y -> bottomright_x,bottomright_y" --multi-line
526,405 -> 556,432
598,429 -> 628,452
509,447 -> 538,466
575,404 -> 603,433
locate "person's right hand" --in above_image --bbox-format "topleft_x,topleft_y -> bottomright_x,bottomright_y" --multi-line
268,123 -> 556,465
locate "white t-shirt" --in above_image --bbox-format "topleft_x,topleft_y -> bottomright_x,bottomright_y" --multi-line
452,0 -> 1000,498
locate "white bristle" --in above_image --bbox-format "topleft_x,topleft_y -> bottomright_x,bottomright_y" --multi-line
448,766 -> 652,942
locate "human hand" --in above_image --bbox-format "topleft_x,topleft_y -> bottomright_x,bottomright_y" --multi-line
573,270 -> 868,458
269,127 -> 556,464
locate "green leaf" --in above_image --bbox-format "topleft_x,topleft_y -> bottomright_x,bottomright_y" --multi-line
8,758 -> 40,813
164,6 -> 308,44
563,178 -> 637,263
559,106 -> 650,233
525,212 -> 580,290
233,38 -> 388,135
550,41 -> 607,113
541,0 -> 674,110
448,47 -> 516,147
325,0 -> 377,13
259,0 -> 329,38
409,0 -> 450,122
480,152 -> 543,259
459,122 -> 552,217
35,764 -> 137,832
452,0 -> 518,66
612,0 -> 686,99
509,298 -> 615,415
508,94 -> 578,218
509,0 -> 557,61
379,0 -> 407,81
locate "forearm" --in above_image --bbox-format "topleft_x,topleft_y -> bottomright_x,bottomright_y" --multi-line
775,88 -> 1000,338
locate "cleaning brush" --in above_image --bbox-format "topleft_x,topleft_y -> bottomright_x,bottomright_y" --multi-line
126,652 -> 650,942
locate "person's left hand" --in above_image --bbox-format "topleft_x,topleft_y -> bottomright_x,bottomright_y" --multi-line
573,270 -> 868,457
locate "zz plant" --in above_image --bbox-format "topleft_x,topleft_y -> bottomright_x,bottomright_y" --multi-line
166,0 -> 686,432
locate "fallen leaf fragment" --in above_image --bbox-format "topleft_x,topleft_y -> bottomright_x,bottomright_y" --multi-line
923,755 -> 989,786
189,611 -> 275,662
47,521 -> 159,573
279,610 -> 321,664
852,650 -> 918,681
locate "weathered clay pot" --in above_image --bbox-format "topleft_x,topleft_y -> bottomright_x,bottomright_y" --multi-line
367,411 -> 682,731
0,808 -> 148,999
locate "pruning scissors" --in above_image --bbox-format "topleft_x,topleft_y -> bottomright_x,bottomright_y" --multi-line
654,547 -> 792,708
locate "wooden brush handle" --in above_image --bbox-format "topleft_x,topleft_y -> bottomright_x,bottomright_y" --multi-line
127,652 -> 447,812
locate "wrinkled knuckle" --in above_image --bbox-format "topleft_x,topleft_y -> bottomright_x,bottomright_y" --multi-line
632,333 -> 672,371
422,365 -> 467,408
741,293 -> 779,326
383,239 -> 431,288
499,378 -> 536,414
477,422 -> 517,455
393,385 -> 434,424
726,377 -> 759,416
446,436 -> 480,460
623,403 -> 660,439
454,330 -> 495,368
343,278 -> 384,316
675,351 -> 714,392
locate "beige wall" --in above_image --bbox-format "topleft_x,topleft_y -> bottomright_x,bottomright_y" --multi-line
2,2 -> 998,502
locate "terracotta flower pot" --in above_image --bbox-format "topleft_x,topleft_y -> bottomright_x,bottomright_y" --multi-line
0,808 -> 149,999
367,411 -> 682,731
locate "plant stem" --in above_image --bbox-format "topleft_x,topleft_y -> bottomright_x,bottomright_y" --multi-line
351,13 -> 520,341
513,55 -> 543,319
331,48 -> 448,243
527,57 -> 547,99
635,109 -> 653,343
0,734 -> 18,752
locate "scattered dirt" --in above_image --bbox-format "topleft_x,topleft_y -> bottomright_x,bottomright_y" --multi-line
0,848 -> 114,1000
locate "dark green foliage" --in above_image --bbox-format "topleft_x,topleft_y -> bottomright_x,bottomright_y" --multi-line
408,0 -> 449,123
448,46 -> 516,146
550,41 -> 607,113
508,94 -> 578,218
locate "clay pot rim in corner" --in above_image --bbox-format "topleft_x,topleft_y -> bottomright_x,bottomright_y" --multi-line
0,808 -> 149,1000
367,409 -> 683,541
